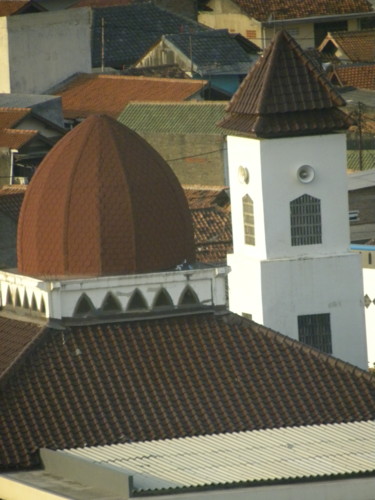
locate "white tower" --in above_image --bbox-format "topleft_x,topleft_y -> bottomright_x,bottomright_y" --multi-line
220,31 -> 368,369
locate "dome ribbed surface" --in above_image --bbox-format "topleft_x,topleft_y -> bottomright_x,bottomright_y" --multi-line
17,115 -> 195,277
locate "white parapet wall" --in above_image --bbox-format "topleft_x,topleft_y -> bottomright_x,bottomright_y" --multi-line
0,8 -> 92,94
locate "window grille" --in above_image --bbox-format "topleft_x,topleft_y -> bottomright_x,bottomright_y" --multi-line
290,194 -> 322,246
298,313 -> 332,354
243,194 -> 255,245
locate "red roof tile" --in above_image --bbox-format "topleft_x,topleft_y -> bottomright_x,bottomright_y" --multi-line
0,129 -> 38,149
319,29 -> 375,63
219,30 -> 352,137
0,108 -> 31,128
0,186 -> 27,221
0,1 -> 30,16
233,0 -> 373,22
17,115 -> 195,277
1,312 -> 374,469
328,64 -> 375,90
54,74 -> 208,119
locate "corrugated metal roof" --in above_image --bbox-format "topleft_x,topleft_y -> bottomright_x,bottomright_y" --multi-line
118,101 -> 228,134
61,420 -> 375,491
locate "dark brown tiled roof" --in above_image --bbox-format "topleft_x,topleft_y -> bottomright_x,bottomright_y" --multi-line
0,108 -> 31,128
54,74 -> 208,119
184,186 -> 230,210
17,115 -> 195,277
233,0 -> 373,22
191,207 -> 232,263
0,129 -> 38,149
1,312 -> 374,469
328,64 -> 375,90
320,30 -> 375,63
0,316 -> 44,380
219,30 -> 353,137
0,186 -> 27,221
0,1 -> 29,16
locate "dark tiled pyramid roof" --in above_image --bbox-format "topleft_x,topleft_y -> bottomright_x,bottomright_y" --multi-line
219,30 -> 353,137
232,0 -> 373,22
1,312 -> 374,469
91,3 -> 208,68
17,115 -> 195,277
0,187 -> 27,222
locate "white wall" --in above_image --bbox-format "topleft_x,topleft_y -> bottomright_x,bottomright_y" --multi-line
362,267 -> 375,367
0,17 -> 11,93
227,134 -> 351,260
1,8 -> 91,94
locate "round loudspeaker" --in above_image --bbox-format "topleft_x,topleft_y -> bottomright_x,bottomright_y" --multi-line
297,164 -> 315,183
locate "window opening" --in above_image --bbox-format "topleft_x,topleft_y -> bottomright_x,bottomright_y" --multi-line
153,288 -> 173,308
15,289 -> 21,307
179,286 -> 199,306
243,194 -> 255,245
73,294 -> 95,317
127,289 -> 148,311
102,292 -> 122,313
298,313 -> 332,354
290,194 -> 322,246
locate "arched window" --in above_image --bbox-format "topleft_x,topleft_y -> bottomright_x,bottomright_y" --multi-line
6,287 -> 13,306
153,288 -> 173,309
31,294 -> 38,312
243,194 -> 255,245
179,286 -> 199,306
290,194 -> 322,246
73,294 -> 95,317
101,292 -> 122,314
127,289 -> 148,311
40,297 -> 46,315
15,289 -> 21,307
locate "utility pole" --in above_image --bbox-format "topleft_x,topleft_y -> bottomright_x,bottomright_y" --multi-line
358,102 -> 363,171
101,18 -> 105,73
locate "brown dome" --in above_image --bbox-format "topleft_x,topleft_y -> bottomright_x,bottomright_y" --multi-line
17,115 -> 195,277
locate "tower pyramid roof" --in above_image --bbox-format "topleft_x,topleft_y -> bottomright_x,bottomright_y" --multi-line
219,30 -> 353,137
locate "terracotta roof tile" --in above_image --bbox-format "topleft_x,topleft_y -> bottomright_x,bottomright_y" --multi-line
0,187 -> 27,221
0,108 -> 31,128
328,63 -> 375,90
320,29 -> 375,63
184,186 -> 230,209
0,129 -> 38,149
233,0 -> 373,22
1,312 -> 374,469
0,1 -> 30,16
17,115 -> 195,277
219,30 -> 352,137
54,74 -> 208,119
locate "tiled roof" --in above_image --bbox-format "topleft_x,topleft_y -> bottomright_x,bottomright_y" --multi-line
328,64 -> 375,90
0,186 -> 27,221
191,206 -> 232,263
219,30 -> 352,138
72,0 -> 134,6
184,186 -> 230,209
0,108 -> 31,128
17,115 -> 195,277
54,74 -> 208,119
163,30 -> 258,74
232,0 -> 373,22
0,1 -> 29,16
320,29 -> 375,63
118,101 -> 228,134
91,3 -> 208,68
64,420 -> 375,491
1,311 -> 374,469
0,129 -> 38,149
122,64 -> 189,79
